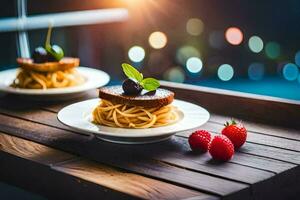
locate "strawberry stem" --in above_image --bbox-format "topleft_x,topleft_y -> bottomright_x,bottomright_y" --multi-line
224,119 -> 237,127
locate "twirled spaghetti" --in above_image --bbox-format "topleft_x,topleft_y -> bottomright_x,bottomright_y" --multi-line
92,99 -> 179,129
11,68 -> 85,89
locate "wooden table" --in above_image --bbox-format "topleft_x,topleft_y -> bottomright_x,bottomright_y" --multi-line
0,81 -> 299,200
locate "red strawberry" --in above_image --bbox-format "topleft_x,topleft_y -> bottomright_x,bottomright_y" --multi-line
222,120 -> 247,149
209,135 -> 234,161
188,130 -> 211,152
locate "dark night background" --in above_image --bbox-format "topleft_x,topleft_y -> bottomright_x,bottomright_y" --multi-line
1,0 -> 300,99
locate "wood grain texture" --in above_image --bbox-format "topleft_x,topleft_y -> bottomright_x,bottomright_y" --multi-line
53,160 -> 216,200
0,151 -> 141,200
0,112 -> 295,199
0,132 -> 210,200
0,108 -> 299,172
0,114 -> 251,198
199,122 -> 300,152
0,108 -> 295,173
1,107 -> 292,197
0,132 -> 74,165
176,131 -> 300,165
161,81 -> 300,128
0,110 -> 294,191
210,114 -> 300,141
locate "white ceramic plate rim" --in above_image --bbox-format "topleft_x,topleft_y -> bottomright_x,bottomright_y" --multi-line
57,98 -> 210,138
0,67 -> 110,95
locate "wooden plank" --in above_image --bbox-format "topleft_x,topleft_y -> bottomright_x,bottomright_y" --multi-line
0,132 -> 212,200
0,114 -> 250,198
160,81 -> 300,129
0,109 -> 291,197
0,151 -> 140,200
0,106 -> 283,175
226,153 -> 295,174
198,122 -> 300,152
0,88 -> 300,198
209,114 -> 300,141
53,159 -> 214,200
0,109 -> 294,177
239,142 -> 300,165
168,136 -> 300,200
0,107 -> 88,135
0,108 -> 295,174
176,131 -> 300,165
0,107 -> 286,176
156,137 -> 292,176
0,132 -> 75,165
58,158 -> 249,198
106,159 -> 250,199
0,101 -> 299,200
1,112 -> 298,200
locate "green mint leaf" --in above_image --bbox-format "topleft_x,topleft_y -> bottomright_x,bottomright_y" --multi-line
140,78 -> 160,91
122,63 -> 143,82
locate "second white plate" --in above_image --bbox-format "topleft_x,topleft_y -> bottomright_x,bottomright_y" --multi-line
0,67 -> 110,99
58,98 -> 210,144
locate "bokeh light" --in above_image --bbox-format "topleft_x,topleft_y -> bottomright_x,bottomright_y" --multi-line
248,36 -> 264,53
176,45 -> 200,65
164,67 -> 185,83
186,57 -> 203,73
128,46 -> 145,62
209,31 -> 225,49
225,27 -> 243,45
148,31 -> 167,49
283,63 -> 299,81
218,64 -> 234,81
186,18 -> 204,36
248,63 -> 265,80
277,61 -> 288,76
265,42 -> 280,59
294,51 -> 300,66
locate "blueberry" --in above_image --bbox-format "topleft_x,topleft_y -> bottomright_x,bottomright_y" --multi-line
32,47 -> 48,63
122,79 -> 143,95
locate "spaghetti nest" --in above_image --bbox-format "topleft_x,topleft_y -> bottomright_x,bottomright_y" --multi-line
92,99 -> 179,129
11,68 -> 85,89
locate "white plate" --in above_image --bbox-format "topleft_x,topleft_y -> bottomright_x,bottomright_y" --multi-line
58,98 -> 210,144
0,67 -> 110,99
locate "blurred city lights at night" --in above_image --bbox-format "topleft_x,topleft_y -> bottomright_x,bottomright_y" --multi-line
128,46 -> 145,62
164,67 -> 185,83
248,62 -> 265,80
186,18 -> 204,36
186,57 -> 203,73
248,36 -> 264,53
283,63 -> 298,81
218,64 -> 234,81
148,31 -> 167,49
265,42 -> 280,59
225,27 -> 243,45
176,45 -> 200,65
294,51 -> 300,66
